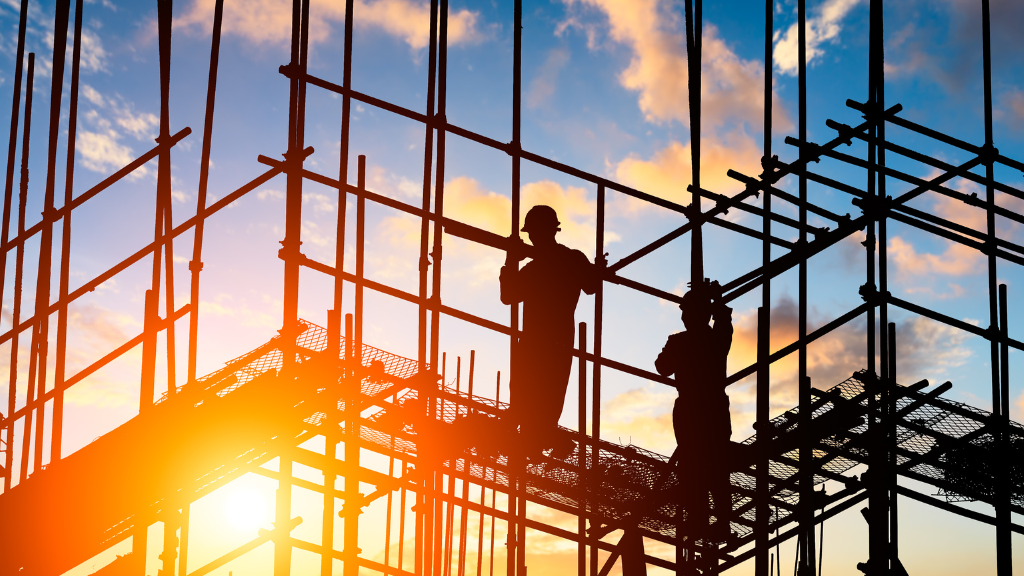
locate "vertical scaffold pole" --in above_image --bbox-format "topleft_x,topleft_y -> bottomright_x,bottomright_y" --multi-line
343,313 -> 359,575
756,306 -> 769,576
592,183 -> 605,576
275,0 -> 308,570
324,310 -> 340,576
417,1 -> 440,572
864,0 -> 882,571
684,0 -> 703,284
756,0 -> 773,571
28,0 -> 70,479
578,322 -> 587,576
157,0 -> 177,399
681,0 -> 701,568
0,0 -> 28,492
346,154 -> 364,574
796,0 -> 814,573
8,53 -> 32,489
186,0 -> 225,384
510,0 -> 524,574
281,0 -> 307,351
334,0 -> 355,333
0,0 -> 29,335
50,0 -> 83,465
997,284 -> 1012,576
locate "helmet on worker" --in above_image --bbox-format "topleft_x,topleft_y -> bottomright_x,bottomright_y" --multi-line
522,205 -> 561,245
680,280 -> 713,330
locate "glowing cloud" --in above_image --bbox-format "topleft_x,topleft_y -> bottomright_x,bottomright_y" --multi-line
175,0 -> 487,50
564,0 -> 789,131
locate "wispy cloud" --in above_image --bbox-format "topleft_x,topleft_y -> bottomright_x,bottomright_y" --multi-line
773,0 -> 864,76
76,85 -> 159,177
175,0 -> 488,51
526,47 -> 570,109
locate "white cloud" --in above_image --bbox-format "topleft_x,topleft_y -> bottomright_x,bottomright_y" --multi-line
75,86 -> 160,177
773,0 -> 863,76
526,47 -> 570,109
79,28 -> 109,73
76,129 -> 137,175
564,0 -> 790,131
175,0 -> 487,51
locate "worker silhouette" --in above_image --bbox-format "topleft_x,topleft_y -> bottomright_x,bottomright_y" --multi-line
655,279 -> 734,541
500,205 -> 600,459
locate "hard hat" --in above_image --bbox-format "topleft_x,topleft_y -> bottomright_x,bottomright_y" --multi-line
680,279 -> 712,311
521,205 -> 561,233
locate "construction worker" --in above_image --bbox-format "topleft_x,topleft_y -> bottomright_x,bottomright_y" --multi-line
500,205 -> 600,458
655,279 -> 734,541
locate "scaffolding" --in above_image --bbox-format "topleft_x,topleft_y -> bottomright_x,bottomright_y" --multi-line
1,0 -> 1023,575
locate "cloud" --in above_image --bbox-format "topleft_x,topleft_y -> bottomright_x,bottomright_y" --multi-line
1002,90 -> 1024,128
382,175 -> 611,254
175,0 -> 487,51
888,236 -> 983,278
613,131 -> 764,213
374,174 -> 619,293
199,294 -> 279,330
563,0 -> 790,131
52,303 -> 140,408
79,28 -> 109,73
728,296 -> 975,402
1012,92 -> 1024,121
886,0 -> 1024,92
601,295 -> 976,449
76,130 -> 136,175
527,47 -> 571,109
773,0 -> 864,76
76,85 -> 160,177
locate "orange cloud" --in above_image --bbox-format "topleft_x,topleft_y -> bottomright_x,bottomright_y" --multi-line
381,176 -> 613,255
604,296 -> 977,447
613,131 -> 764,213
563,0 -> 790,132
176,0 -> 486,50
374,175 -> 618,293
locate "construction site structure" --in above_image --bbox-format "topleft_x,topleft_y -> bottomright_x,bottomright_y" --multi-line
1,0 -> 1023,575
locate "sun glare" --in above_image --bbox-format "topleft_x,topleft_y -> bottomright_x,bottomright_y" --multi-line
222,487 -> 270,532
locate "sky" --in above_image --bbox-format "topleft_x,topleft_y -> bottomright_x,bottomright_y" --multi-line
3,0 -> 1024,574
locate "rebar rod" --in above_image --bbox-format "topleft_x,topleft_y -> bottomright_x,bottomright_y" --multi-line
0,0 -> 29,322
27,0 -> 71,478
7,52 -> 32,489
186,0 -> 225,384
50,0 -> 84,465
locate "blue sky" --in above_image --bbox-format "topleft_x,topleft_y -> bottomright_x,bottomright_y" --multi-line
3,0 -> 1024,574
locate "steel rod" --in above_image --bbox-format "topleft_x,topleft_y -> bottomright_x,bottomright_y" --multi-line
186,0 -> 225,384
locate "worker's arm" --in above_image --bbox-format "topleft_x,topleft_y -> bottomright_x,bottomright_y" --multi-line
655,333 -> 683,377
500,264 -> 524,305
577,250 -> 602,295
712,301 -> 734,352
500,237 -> 528,305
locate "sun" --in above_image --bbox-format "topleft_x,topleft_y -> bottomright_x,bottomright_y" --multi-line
221,486 -> 270,532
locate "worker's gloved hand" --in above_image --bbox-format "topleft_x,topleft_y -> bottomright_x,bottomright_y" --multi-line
708,280 -> 724,301
504,235 -> 528,265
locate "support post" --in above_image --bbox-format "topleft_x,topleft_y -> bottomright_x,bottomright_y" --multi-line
343,312 -> 360,575
997,284 -> 1012,576
756,306 -> 770,576
578,322 -> 587,576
